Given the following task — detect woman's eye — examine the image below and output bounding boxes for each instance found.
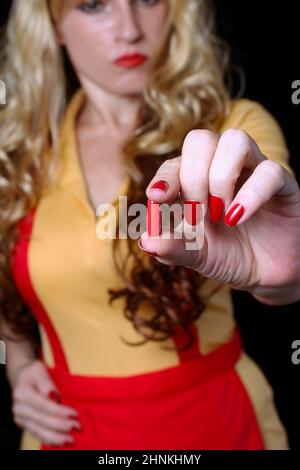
[77,0,159,14]
[134,0,160,5]
[77,0,105,13]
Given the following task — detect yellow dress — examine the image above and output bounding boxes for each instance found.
[12,88,291,450]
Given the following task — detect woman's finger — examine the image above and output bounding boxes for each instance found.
[144,130,219,242]
[146,130,219,210]
[223,159,299,227]
[13,401,81,433]
[139,221,206,271]
[15,416,74,447]
[146,156,181,203]
[208,128,265,223]
[179,129,219,216]
[22,360,60,398]
[13,385,79,419]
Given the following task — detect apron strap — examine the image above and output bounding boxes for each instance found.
[172,322,202,362]
[10,208,70,373]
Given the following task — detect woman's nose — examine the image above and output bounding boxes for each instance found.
[115,3,143,43]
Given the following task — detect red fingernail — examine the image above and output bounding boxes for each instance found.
[138,239,158,257]
[184,200,202,226]
[48,390,60,402]
[147,199,161,237]
[71,426,82,433]
[150,180,169,192]
[224,204,245,227]
[209,195,224,223]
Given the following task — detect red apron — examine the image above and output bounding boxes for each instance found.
[11,209,265,450]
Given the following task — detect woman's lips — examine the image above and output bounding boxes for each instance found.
[114,54,148,68]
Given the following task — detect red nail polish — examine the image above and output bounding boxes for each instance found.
[209,195,224,223]
[224,204,245,227]
[147,199,161,237]
[150,180,169,192]
[138,239,158,257]
[48,390,60,402]
[184,200,202,226]
[71,426,82,433]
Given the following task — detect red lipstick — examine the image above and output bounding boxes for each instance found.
[114,53,148,68]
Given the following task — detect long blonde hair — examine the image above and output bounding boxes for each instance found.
[0,0,232,348]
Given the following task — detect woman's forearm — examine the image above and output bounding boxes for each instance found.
[0,320,37,389]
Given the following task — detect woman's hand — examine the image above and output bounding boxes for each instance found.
[12,359,81,447]
[138,129,300,305]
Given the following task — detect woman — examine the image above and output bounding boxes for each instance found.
[0,0,299,450]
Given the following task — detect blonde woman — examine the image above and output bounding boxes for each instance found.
[0,0,299,450]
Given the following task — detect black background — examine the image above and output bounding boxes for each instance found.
[0,0,299,450]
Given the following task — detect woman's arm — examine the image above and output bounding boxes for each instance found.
[0,319,81,446]
[1,320,36,389]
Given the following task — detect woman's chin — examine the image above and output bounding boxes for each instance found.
[110,82,148,96]
[113,72,150,93]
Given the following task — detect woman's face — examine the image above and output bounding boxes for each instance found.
[55,0,170,95]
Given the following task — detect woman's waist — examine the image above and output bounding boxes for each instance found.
[38,301,237,378]
[45,327,242,402]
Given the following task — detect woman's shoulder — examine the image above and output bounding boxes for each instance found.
[220,97,282,131]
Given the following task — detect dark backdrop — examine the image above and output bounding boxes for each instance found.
[0,0,299,450]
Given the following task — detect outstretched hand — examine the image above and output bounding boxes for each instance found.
[138,129,300,305]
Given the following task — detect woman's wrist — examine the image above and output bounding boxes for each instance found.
[7,358,36,390]
[246,281,300,306]
[3,335,37,389]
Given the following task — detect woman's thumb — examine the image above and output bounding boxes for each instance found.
[32,361,60,402]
